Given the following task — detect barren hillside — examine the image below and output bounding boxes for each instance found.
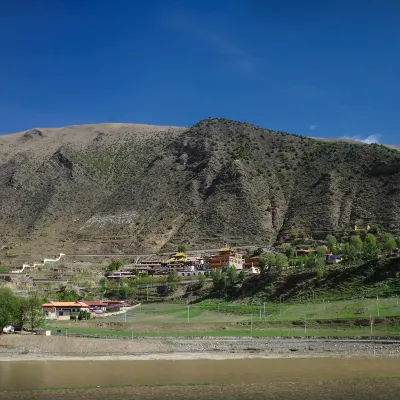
[0,119,399,260]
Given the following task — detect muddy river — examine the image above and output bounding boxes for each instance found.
[1,358,400,391]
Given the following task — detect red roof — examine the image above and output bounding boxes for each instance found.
[80,300,107,307]
[103,300,130,307]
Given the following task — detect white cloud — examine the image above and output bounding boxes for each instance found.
[309,125,317,130]
[340,134,381,144]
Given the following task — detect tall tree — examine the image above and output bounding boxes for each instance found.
[265,252,276,269]
[382,237,397,255]
[315,257,326,278]
[362,233,380,261]
[258,256,268,278]
[349,235,363,251]
[226,266,238,285]
[275,253,288,270]
[342,243,359,263]
[25,294,44,331]
[0,288,18,330]
[211,268,226,293]
[326,235,338,253]
[316,246,328,258]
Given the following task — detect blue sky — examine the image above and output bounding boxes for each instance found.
[1,0,400,144]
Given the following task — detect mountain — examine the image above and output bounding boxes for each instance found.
[0,119,400,259]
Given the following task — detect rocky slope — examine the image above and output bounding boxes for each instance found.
[0,119,399,258]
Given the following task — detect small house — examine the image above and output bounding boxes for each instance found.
[42,301,89,320]
[326,255,343,264]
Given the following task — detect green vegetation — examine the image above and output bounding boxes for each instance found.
[0,289,43,331]
[44,300,400,338]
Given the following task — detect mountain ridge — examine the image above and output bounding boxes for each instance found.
[0,118,399,261]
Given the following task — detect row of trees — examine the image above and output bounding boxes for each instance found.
[340,233,398,264]
[0,288,44,332]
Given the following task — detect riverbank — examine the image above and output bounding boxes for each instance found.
[3,380,400,400]
[1,335,400,361]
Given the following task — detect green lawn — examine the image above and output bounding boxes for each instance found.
[198,297,400,321]
[44,323,400,338]
[42,298,400,339]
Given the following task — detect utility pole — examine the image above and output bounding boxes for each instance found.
[218,303,220,313]
[187,305,190,323]
[376,295,380,317]
[370,314,373,337]
[263,302,266,315]
[259,308,262,321]
[250,314,253,333]
[304,315,307,336]
[147,285,149,302]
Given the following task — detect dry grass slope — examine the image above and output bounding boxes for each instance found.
[0,119,399,259]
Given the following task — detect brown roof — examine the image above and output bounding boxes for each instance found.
[42,301,88,308]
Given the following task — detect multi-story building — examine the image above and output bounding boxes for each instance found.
[207,247,244,270]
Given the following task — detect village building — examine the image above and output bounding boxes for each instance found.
[80,300,107,312]
[326,255,343,264]
[244,256,260,269]
[206,247,244,270]
[168,252,187,264]
[42,301,89,320]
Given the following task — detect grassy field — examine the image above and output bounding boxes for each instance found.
[44,298,400,338]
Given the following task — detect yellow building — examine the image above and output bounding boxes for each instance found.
[168,252,187,264]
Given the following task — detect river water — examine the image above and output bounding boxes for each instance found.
[1,358,400,391]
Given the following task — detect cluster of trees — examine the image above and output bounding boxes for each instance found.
[210,266,246,293]
[0,288,44,332]
[340,232,399,264]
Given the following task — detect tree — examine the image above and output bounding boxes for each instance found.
[265,252,276,269]
[107,261,122,271]
[342,243,359,263]
[275,253,288,270]
[258,256,268,278]
[316,246,328,258]
[226,266,238,285]
[326,235,337,253]
[349,235,363,251]
[238,270,246,283]
[166,269,180,293]
[57,288,79,302]
[177,244,187,253]
[0,288,18,330]
[14,297,29,330]
[315,257,326,278]
[25,294,44,331]
[382,237,397,255]
[282,244,295,259]
[78,310,91,320]
[364,233,377,247]
[212,268,226,292]
[362,233,380,261]
[197,273,207,288]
